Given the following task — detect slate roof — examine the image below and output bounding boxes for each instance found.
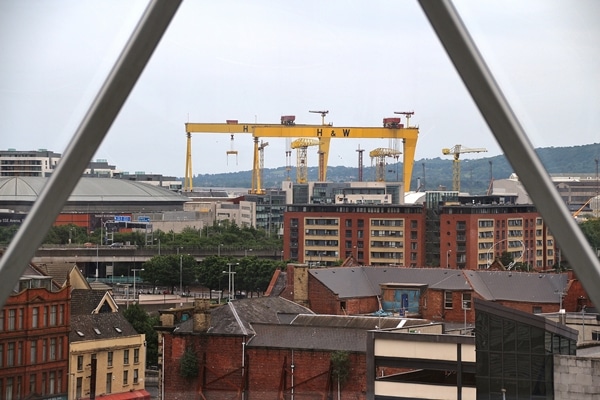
[308,266,568,304]
[309,267,471,299]
[208,296,315,335]
[71,289,111,315]
[70,312,139,343]
[34,262,77,286]
[464,270,568,303]
[290,314,428,330]
[246,323,367,352]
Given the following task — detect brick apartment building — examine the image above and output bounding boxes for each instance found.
[283,194,558,270]
[0,264,71,400]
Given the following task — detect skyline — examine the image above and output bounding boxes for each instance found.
[1,1,599,177]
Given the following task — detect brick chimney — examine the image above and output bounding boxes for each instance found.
[192,299,212,332]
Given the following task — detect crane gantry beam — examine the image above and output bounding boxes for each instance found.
[185,119,419,193]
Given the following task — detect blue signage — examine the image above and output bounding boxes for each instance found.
[138,216,150,223]
[114,215,131,222]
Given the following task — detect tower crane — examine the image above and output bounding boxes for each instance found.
[369,148,401,182]
[442,144,488,192]
[184,113,419,194]
[291,138,320,184]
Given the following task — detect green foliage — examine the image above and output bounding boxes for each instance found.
[330,350,351,386]
[0,225,19,245]
[234,257,280,295]
[123,303,159,366]
[141,255,197,289]
[580,218,600,251]
[179,347,199,379]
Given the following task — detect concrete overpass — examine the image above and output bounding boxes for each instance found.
[32,246,284,264]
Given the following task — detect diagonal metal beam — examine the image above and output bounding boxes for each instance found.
[418,0,600,307]
[0,0,182,306]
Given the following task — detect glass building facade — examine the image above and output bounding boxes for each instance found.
[475,299,577,399]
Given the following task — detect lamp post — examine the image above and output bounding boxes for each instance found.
[446,250,451,268]
[179,254,183,297]
[222,262,238,302]
[245,248,252,257]
[132,268,144,303]
[218,243,223,257]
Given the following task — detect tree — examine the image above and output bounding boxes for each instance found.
[179,347,199,379]
[235,257,280,296]
[196,255,229,292]
[123,303,160,366]
[141,255,197,290]
[330,350,351,399]
[580,218,600,251]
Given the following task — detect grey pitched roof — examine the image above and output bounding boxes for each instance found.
[70,312,139,342]
[290,314,428,330]
[208,297,315,335]
[308,266,568,304]
[34,262,76,286]
[464,270,568,303]
[71,289,110,315]
[246,323,367,352]
[309,267,471,299]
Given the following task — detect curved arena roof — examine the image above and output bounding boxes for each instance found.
[0,177,188,212]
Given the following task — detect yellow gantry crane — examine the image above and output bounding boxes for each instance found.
[291,138,320,184]
[184,113,419,194]
[369,148,401,182]
[442,144,488,192]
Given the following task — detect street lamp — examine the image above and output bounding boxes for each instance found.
[222,262,239,302]
[179,254,183,297]
[218,243,223,257]
[132,268,144,303]
[245,248,252,257]
[446,250,452,268]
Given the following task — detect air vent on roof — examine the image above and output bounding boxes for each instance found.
[114,327,122,333]
[93,328,101,335]
[76,331,84,337]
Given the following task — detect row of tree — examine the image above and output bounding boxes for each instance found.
[140,254,283,296]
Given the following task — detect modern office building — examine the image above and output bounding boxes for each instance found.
[0,149,62,177]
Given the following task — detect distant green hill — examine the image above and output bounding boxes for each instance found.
[192,143,600,194]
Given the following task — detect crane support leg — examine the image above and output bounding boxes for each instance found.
[185,132,193,191]
[318,137,331,182]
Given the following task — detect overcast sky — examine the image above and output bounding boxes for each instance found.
[1,1,599,178]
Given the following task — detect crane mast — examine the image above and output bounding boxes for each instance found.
[442,144,488,192]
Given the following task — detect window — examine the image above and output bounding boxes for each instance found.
[32,308,38,328]
[42,339,46,362]
[77,355,83,371]
[133,369,139,384]
[49,306,57,326]
[43,307,48,327]
[30,340,37,363]
[106,373,112,394]
[123,370,128,385]
[462,293,472,309]
[532,306,542,314]
[8,310,15,331]
[0,344,3,367]
[50,338,56,361]
[123,349,129,365]
[444,291,453,309]
[7,343,14,367]
[17,342,22,365]
[17,309,23,330]
[6,377,13,400]
[29,374,35,395]
[134,348,139,364]
[0,310,4,331]
[76,377,82,399]
[49,372,55,395]
[59,305,64,325]
[108,351,113,367]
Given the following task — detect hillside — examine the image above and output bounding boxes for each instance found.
[192,143,600,194]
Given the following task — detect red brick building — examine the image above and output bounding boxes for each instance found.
[159,298,435,399]
[284,204,426,267]
[0,264,70,400]
[275,265,584,325]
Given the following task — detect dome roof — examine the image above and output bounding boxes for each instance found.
[0,177,188,206]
